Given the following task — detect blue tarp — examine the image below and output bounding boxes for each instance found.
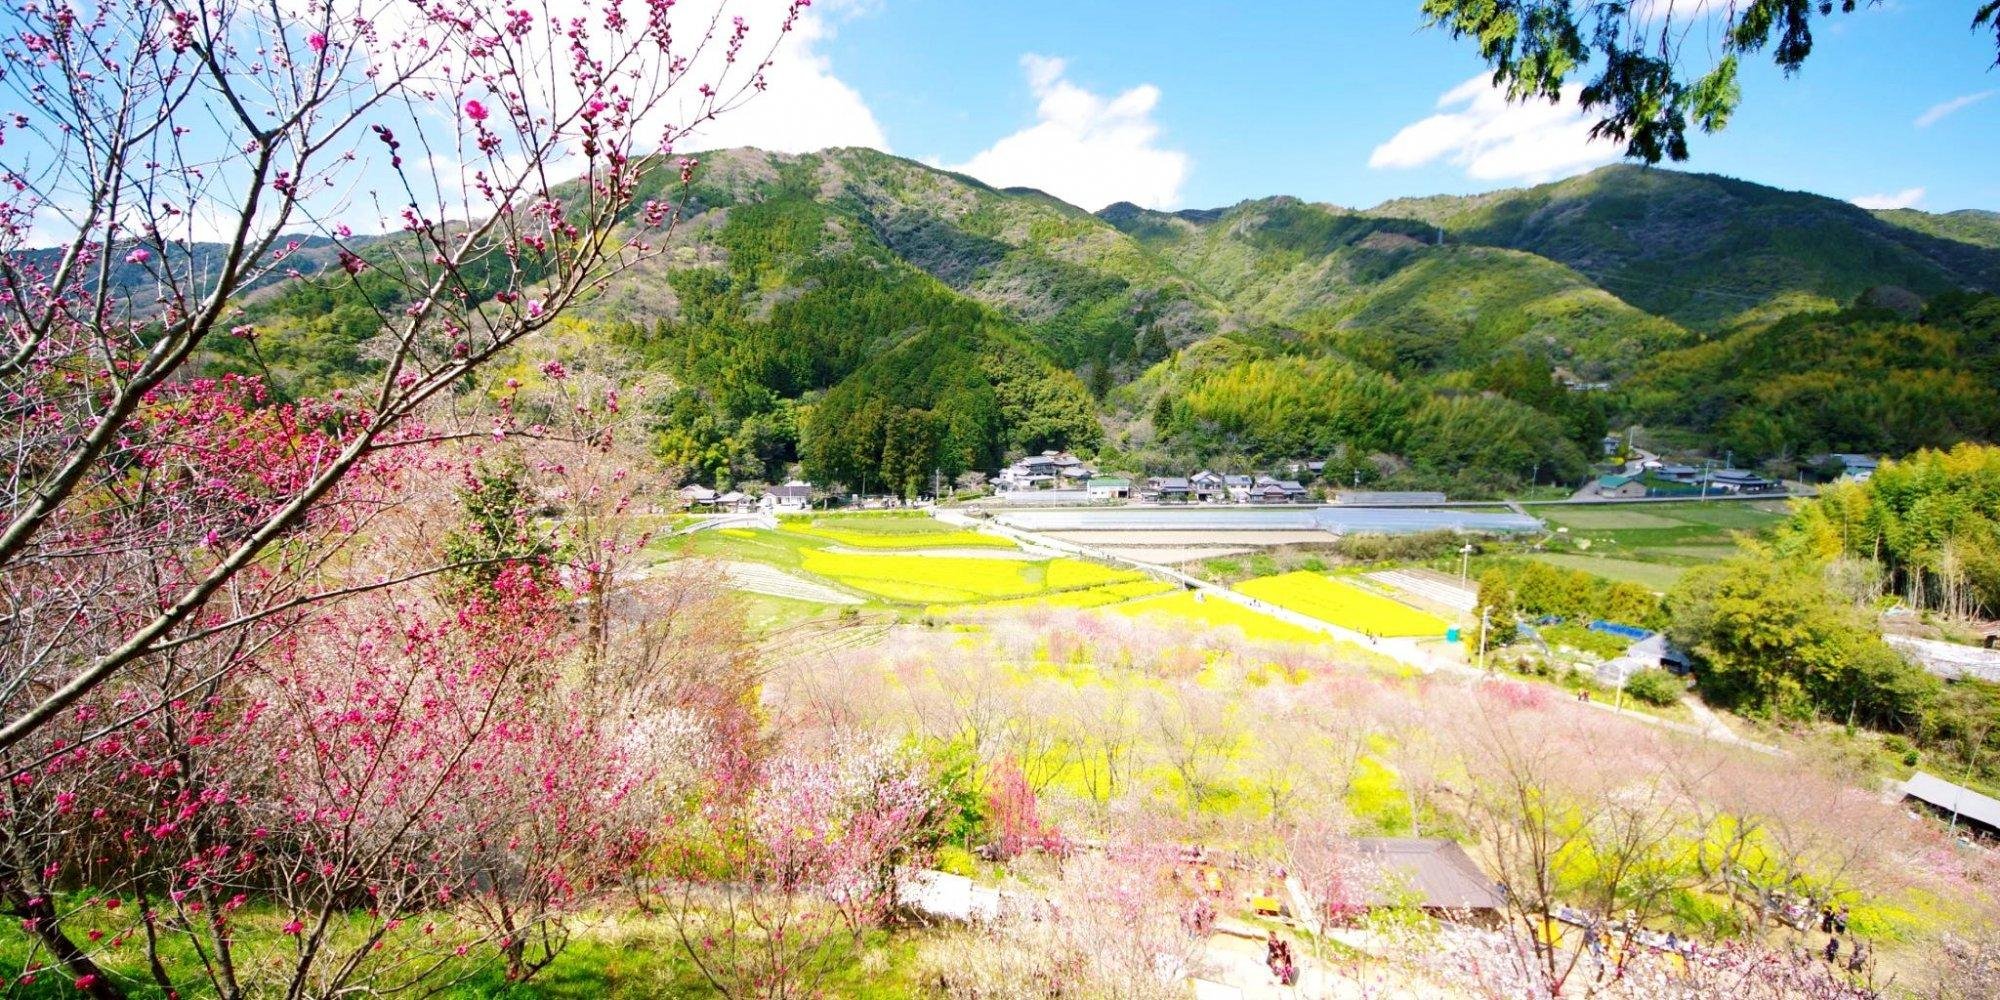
[1588,620,1652,641]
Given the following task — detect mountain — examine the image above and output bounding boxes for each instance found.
[1365,166,2000,331]
[194,148,2000,496]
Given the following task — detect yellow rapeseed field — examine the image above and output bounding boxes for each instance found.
[1114,591,1326,644]
[1234,572,1448,637]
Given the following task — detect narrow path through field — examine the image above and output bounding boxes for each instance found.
[715,560,862,604]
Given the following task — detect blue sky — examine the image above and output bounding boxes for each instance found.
[699,0,2000,213]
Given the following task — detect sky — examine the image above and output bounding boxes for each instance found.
[687,0,2000,214]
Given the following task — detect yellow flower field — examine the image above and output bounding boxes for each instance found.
[798,550,1139,605]
[1044,559,1145,590]
[782,522,1016,550]
[1114,591,1327,644]
[927,578,1171,617]
[1234,572,1449,637]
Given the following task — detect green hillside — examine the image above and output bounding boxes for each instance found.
[196,149,2000,495]
[1370,165,2000,331]
[1627,292,2000,459]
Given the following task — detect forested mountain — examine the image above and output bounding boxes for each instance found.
[201,148,2000,496]
[1368,165,2000,331]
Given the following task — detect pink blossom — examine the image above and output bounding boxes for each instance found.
[464,99,490,123]
[307,33,327,51]
[282,918,304,935]
[124,247,151,264]
[525,299,544,319]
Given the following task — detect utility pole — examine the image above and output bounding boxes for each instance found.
[1459,543,1474,583]
[1477,605,1491,674]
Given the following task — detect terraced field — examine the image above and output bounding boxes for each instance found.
[1234,572,1451,638]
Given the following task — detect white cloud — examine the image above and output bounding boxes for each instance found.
[1369,75,1622,184]
[676,5,888,154]
[1851,187,1925,210]
[1914,90,1995,128]
[948,55,1189,211]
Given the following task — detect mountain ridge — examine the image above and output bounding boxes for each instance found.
[175,146,2000,496]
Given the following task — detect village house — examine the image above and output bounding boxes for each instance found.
[1250,475,1310,504]
[762,481,813,511]
[1595,474,1650,499]
[1598,473,1699,498]
[1826,453,1880,482]
[1702,468,1780,494]
[1142,476,1193,502]
[678,484,720,509]
[1189,471,1228,502]
[1086,476,1131,501]
[996,450,1093,491]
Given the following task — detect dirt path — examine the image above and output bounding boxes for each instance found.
[715,560,861,604]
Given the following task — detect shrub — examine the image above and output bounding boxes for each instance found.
[1624,668,1684,707]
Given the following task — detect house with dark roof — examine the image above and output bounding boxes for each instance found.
[1189,471,1227,502]
[1902,771,2000,840]
[1352,839,1505,926]
[1703,468,1781,494]
[766,481,813,511]
[1142,476,1192,502]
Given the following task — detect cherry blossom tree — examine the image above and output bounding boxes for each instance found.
[652,739,940,999]
[0,0,807,755]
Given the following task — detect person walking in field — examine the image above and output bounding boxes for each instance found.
[1824,936,1841,963]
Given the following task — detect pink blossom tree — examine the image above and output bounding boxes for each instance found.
[0,0,807,755]
[654,739,940,998]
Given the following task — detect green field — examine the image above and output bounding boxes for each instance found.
[1532,499,1790,588]
[1234,572,1451,638]
[1114,591,1328,644]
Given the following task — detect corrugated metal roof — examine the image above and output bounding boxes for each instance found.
[1355,838,1504,911]
[1903,771,2000,831]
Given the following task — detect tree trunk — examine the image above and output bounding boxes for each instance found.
[8,891,129,1000]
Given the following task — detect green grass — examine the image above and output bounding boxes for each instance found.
[1526,500,1791,591]
[1113,591,1327,644]
[732,591,841,633]
[0,910,930,999]
[1234,572,1450,638]
[1530,553,1689,591]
